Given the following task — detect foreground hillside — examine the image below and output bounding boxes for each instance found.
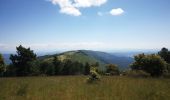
[0,76,170,100]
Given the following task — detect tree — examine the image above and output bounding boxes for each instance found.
[92,62,99,67]
[5,64,17,77]
[62,60,72,75]
[39,61,55,76]
[0,54,5,76]
[84,62,90,75]
[167,64,170,73]
[130,53,145,70]
[53,56,61,75]
[158,47,170,64]
[131,54,167,77]
[0,54,5,65]
[106,64,119,75]
[70,61,84,75]
[61,60,84,75]
[27,60,40,76]
[10,45,37,76]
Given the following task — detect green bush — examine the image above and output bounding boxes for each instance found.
[87,67,100,83]
[131,54,167,77]
[106,64,120,75]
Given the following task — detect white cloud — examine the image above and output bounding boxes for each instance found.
[50,0,81,16]
[60,6,81,16]
[50,0,107,16]
[74,0,107,8]
[110,8,124,16]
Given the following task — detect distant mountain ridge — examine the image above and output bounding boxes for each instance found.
[39,50,134,70]
[2,50,134,70]
[80,50,134,69]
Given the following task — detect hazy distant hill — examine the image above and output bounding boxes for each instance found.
[81,50,134,69]
[110,51,157,57]
[39,50,134,70]
[2,54,11,64]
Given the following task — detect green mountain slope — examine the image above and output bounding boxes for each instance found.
[39,50,134,71]
[39,50,106,70]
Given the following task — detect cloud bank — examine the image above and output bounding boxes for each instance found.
[0,42,109,53]
[50,0,107,16]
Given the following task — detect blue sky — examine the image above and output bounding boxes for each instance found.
[0,0,170,53]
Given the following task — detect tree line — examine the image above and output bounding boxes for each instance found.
[130,47,170,77]
[0,45,91,77]
[0,45,170,77]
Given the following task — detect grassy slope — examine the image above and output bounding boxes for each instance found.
[42,51,106,70]
[0,76,170,100]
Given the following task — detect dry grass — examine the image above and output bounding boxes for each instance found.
[0,76,170,100]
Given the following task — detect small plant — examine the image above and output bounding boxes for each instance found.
[87,67,100,83]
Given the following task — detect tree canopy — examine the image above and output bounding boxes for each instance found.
[131,54,167,77]
[158,47,170,64]
[0,54,5,76]
[106,64,119,75]
[10,45,37,76]
[0,54,5,65]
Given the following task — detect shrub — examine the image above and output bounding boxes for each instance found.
[106,64,120,75]
[87,67,100,83]
[131,54,167,77]
[158,47,170,64]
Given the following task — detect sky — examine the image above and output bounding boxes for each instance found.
[0,0,170,53]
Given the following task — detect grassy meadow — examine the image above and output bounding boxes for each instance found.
[0,76,170,100]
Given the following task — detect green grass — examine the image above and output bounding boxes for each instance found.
[0,76,170,100]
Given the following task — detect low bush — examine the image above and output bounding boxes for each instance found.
[87,67,100,83]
